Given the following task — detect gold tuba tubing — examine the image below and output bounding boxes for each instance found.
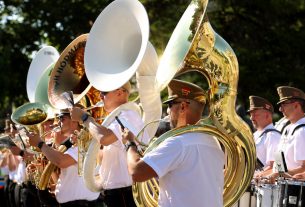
[133,0,256,206]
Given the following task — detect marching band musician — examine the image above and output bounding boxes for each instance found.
[70,81,149,207]
[268,86,305,181]
[27,109,100,207]
[247,96,281,177]
[122,79,225,207]
[2,119,40,207]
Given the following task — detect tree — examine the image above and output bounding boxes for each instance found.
[209,0,305,110]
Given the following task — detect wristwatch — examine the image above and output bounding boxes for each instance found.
[37,141,45,149]
[125,141,137,152]
[81,113,89,123]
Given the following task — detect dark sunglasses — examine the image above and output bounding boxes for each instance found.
[280,100,296,106]
[58,114,69,121]
[167,100,190,108]
[100,91,109,96]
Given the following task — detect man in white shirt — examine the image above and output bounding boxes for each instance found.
[269,86,305,181]
[248,96,281,176]
[28,110,100,206]
[70,82,148,207]
[123,79,224,207]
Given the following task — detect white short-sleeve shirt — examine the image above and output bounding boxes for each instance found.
[278,117,305,169]
[15,159,26,184]
[253,124,281,166]
[99,109,148,189]
[55,146,99,203]
[142,132,224,207]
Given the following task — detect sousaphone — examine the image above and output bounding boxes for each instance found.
[83,0,162,192]
[27,46,59,103]
[48,34,102,119]
[132,0,256,207]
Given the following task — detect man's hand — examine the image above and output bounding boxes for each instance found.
[27,132,42,148]
[292,172,305,180]
[121,128,135,145]
[9,124,18,137]
[23,150,34,161]
[70,107,86,123]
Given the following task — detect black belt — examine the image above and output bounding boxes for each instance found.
[104,186,132,196]
[60,199,97,207]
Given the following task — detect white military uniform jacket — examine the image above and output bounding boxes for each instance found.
[278,117,305,169]
[253,123,281,166]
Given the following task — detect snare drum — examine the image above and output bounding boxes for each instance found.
[232,184,256,207]
[278,180,305,207]
[255,184,280,207]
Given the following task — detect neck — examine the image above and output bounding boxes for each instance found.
[257,122,272,131]
[289,113,304,124]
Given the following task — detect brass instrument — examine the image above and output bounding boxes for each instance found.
[26,46,59,103]
[47,34,105,178]
[16,46,60,188]
[75,129,91,176]
[132,0,256,207]
[82,0,162,192]
[11,102,53,134]
[10,102,57,186]
[48,34,98,110]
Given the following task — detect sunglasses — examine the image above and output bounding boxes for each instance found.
[58,114,69,121]
[280,100,296,106]
[167,100,190,108]
[100,91,109,96]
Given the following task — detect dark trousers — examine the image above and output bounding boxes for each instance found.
[3,175,10,207]
[8,180,17,207]
[20,182,41,207]
[0,177,8,207]
[14,184,21,207]
[103,186,136,207]
[37,189,58,207]
[60,199,99,207]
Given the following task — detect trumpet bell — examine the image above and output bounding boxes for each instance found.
[48,34,91,109]
[27,46,59,102]
[11,102,52,127]
[84,0,149,92]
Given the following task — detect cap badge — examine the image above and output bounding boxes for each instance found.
[181,87,191,96]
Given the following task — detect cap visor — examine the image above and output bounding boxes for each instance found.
[163,97,177,104]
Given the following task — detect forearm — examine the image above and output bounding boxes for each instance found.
[257,168,273,177]
[0,155,8,167]
[263,166,272,171]
[40,144,69,168]
[127,146,142,174]
[127,146,157,182]
[7,154,17,171]
[288,165,305,176]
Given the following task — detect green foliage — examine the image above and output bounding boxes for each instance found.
[208,0,305,110]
